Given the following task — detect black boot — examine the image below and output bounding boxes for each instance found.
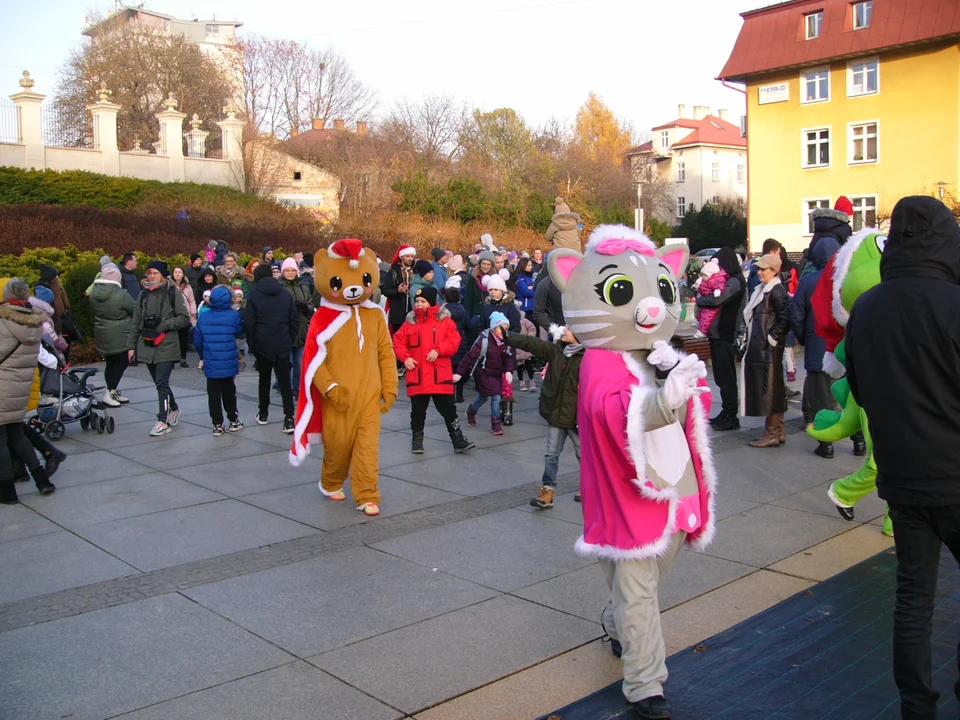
[711,410,740,432]
[44,449,67,477]
[30,465,56,495]
[815,442,834,459]
[502,400,514,427]
[455,384,464,404]
[411,431,425,454]
[0,479,18,504]
[852,431,867,457]
[447,418,475,453]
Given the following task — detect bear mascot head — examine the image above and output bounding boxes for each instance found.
[315,238,380,305]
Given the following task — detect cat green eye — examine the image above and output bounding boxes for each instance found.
[595,274,634,306]
[657,274,676,305]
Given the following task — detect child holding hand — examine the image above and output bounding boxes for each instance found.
[455,312,514,436]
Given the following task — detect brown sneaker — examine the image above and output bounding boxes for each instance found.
[530,486,555,509]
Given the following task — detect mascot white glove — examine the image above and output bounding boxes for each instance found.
[648,340,680,372]
[664,354,709,410]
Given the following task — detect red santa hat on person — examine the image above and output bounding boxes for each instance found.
[391,244,416,265]
[328,238,366,270]
[834,196,854,218]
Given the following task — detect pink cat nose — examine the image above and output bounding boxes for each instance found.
[648,306,661,318]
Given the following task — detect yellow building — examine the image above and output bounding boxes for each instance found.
[719,0,960,251]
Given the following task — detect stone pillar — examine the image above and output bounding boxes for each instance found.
[183,113,209,158]
[155,93,186,182]
[10,71,45,170]
[87,82,121,175]
[217,104,246,190]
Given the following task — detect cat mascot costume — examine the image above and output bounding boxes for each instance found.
[548,225,717,717]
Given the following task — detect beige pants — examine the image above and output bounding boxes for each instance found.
[600,531,686,703]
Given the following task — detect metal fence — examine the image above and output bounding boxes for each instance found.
[42,103,94,149]
[0,98,20,143]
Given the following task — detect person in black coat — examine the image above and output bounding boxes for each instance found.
[242,264,298,432]
[742,252,790,448]
[533,270,565,331]
[443,285,471,403]
[846,196,960,720]
[118,253,141,301]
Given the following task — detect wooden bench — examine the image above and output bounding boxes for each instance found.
[672,329,712,363]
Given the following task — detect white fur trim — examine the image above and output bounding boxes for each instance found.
[686,386,717,551]
[822,351,845,378]
[548,323,566,341]
[831,226,878,328]
[585,224,655,252]
[398,246,416,258]
[317,481,344,497]
[576,535,678,560]
[349,260,359,269]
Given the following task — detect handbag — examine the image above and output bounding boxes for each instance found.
[501,373,515,401]
[735,325,748,360]
[60,313,83,345]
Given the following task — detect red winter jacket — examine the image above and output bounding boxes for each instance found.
[393,305,461,396]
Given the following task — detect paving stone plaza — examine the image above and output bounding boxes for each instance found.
[0,360,895,720]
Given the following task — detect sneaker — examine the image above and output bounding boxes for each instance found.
[466,407,477,427]
[574,492,582,502]
[530,486,555,509]
[785,387,801,399]
[168,408,180,426]
[150,421,171,437]
[528,380,536,392]
[212,425,225,437]
[102,389,120,408]
[112,390,129,404]
[257,412,269,425]
[228,419,244,433]
[519,381,527,392]
[179,360,189,369]
[630,695,671,719]
[711,414,741,432]
[282,417,295,434]
[356,502,380,516]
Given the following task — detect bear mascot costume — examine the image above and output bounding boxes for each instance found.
[290,238,398,517]
[547,225,717,717]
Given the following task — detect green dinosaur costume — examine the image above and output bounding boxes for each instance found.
[807,229,892,536]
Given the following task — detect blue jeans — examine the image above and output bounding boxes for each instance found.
[543,425,581,487]
[470,394,501,419]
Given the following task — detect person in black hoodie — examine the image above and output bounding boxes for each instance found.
[845,196,960,720]
[242,264,298,433]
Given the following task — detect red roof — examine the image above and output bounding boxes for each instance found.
[719,0,960,81]
[626,139,654,155]
[645,115,745,149]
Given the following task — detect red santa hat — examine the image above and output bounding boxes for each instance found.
[328,238,366,270]
[391,244,416,266]
[834,196,854,217]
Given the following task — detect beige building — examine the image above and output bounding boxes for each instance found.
[628,104,747,223]
[247,143,341,222]
[83,5,243,52]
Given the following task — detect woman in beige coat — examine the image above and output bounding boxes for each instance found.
[545,196,583,251]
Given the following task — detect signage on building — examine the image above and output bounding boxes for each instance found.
[758,82,789,105]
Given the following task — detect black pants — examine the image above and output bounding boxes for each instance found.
[207,377,239,426]
[104,352,128,391]
[410,394,458,433]
[23,422,57,458]
[888,503,960,719]
[177,327,190,361]
[0,423,41,501]
[801,370,838,425]
[256,353,294,419]
[515,359,535,382]
[146,361,178,422]
[709,338,738,416]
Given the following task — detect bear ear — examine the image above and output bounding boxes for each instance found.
[547,249,583,293]
[657,244,689,278]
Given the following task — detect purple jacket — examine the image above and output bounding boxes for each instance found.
[456,330,515,397]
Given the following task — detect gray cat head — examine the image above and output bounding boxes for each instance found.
[547,225,689,352]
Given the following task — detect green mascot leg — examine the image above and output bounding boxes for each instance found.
[825,414,892,535]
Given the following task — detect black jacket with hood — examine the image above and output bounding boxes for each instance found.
[790,236,840,371]
[241,277,298,360]
[846,196,960,506]
[808,208,853,257]
[696,247,745,343]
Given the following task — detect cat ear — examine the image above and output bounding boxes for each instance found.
[657,244,689,278]
[547,249,583,292]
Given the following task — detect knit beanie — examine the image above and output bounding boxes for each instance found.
[302,252,314,268]
[447,255,465,273]
[478,251,496,267]
[146,260,169,277]
[489,311,508,330]
[3,278,30,302]
[190,253,202,263]
[99,255,112,267]
[431,247,446,262]
[262,246,273,259]
[414,285,439,306]
[281,258,298,273]
[480,233,495,249]
[555,196,571,213]
[39,264,58,282]
[414,259,434,278]
[34,284,55,305]
[208,239,218,249]
[483,273,507,293]
[444,275,462,290]
[101,264,121,283]
[254,264,273,282]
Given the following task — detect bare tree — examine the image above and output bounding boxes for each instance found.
[631,155,675,223]
[382,94,467,161]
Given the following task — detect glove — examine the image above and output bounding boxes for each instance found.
[504,372,512,385]
[325,384,349,411]
[713,289,721,297]
[664,354,709,410]
[648,340,680,372]
[380,392,396,414]
[453,374,462,383]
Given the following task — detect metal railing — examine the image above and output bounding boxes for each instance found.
[0,98,20,143]
[42,103,94,149]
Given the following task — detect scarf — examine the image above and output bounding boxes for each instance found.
[219,264,243,280]
[143,279,165,292]
[742,276,781,329]
[563,343,584,358]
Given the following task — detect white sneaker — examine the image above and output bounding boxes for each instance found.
[168,408,180,426]
[102,389,120,408]
[150,421,171,437]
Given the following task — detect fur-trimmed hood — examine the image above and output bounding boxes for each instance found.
[0,303,46,327]
[404,304,451,324]
[484,290,516,306]
[812,207,850,224]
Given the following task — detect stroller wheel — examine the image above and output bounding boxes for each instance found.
[45,421,65,441]
[107,417,115,434]
[96,416,106,434]
[80,416,90,431]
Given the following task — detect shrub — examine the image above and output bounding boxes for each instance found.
[61,260,102,342]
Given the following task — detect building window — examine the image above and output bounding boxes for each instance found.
[711,196,721,205]
[676,163,685,182]
[803,128,830,168]
[711,163,720,181]
[802,68,830,103]
[848,58,879,96]
[851,196,877,231]
[677,197,686,218]
[853,1,872,29]
[805,199,831,233]
[805,11,823,39]
[293,171,302,180]
[205,24,220,35]
[737,198,745,214]
[661,131,669,149]
[849,121,878,163]
[737,164,745,183]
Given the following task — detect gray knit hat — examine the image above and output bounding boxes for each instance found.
[99,255,113,267]
[478,251,496,266]
[3,278,31,302]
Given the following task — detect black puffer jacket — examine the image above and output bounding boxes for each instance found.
[241,277,298,360]
[847,196,960,506]
[444,301,471,367]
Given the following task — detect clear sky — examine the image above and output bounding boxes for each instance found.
[0,0,759,136]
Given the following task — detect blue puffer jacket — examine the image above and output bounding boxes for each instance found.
[515,272,536,313]
[194,286,244,379]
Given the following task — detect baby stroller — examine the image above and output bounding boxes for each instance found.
[32,345,114,440]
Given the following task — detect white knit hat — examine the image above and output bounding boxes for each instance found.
[483,273,507,293]
[444,276,462,290]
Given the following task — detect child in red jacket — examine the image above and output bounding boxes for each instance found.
[393,286,476,455]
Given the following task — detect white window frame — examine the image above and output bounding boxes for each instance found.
[847,57,879,97]
[711,195,721,205]
[677,197,686,218]
[676,162,685,182]
[853,1,872,30]
[737,164,745,183]
[801,66,831,104]
[711,162,720,181]
[850,195,878,231]
[737,198,746,214]
[205,24,220,35]
[802,198,831,235]
[805,11,823,40]
[848,120,879,165]
[802,126,831,169]
[661,131,669,149]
